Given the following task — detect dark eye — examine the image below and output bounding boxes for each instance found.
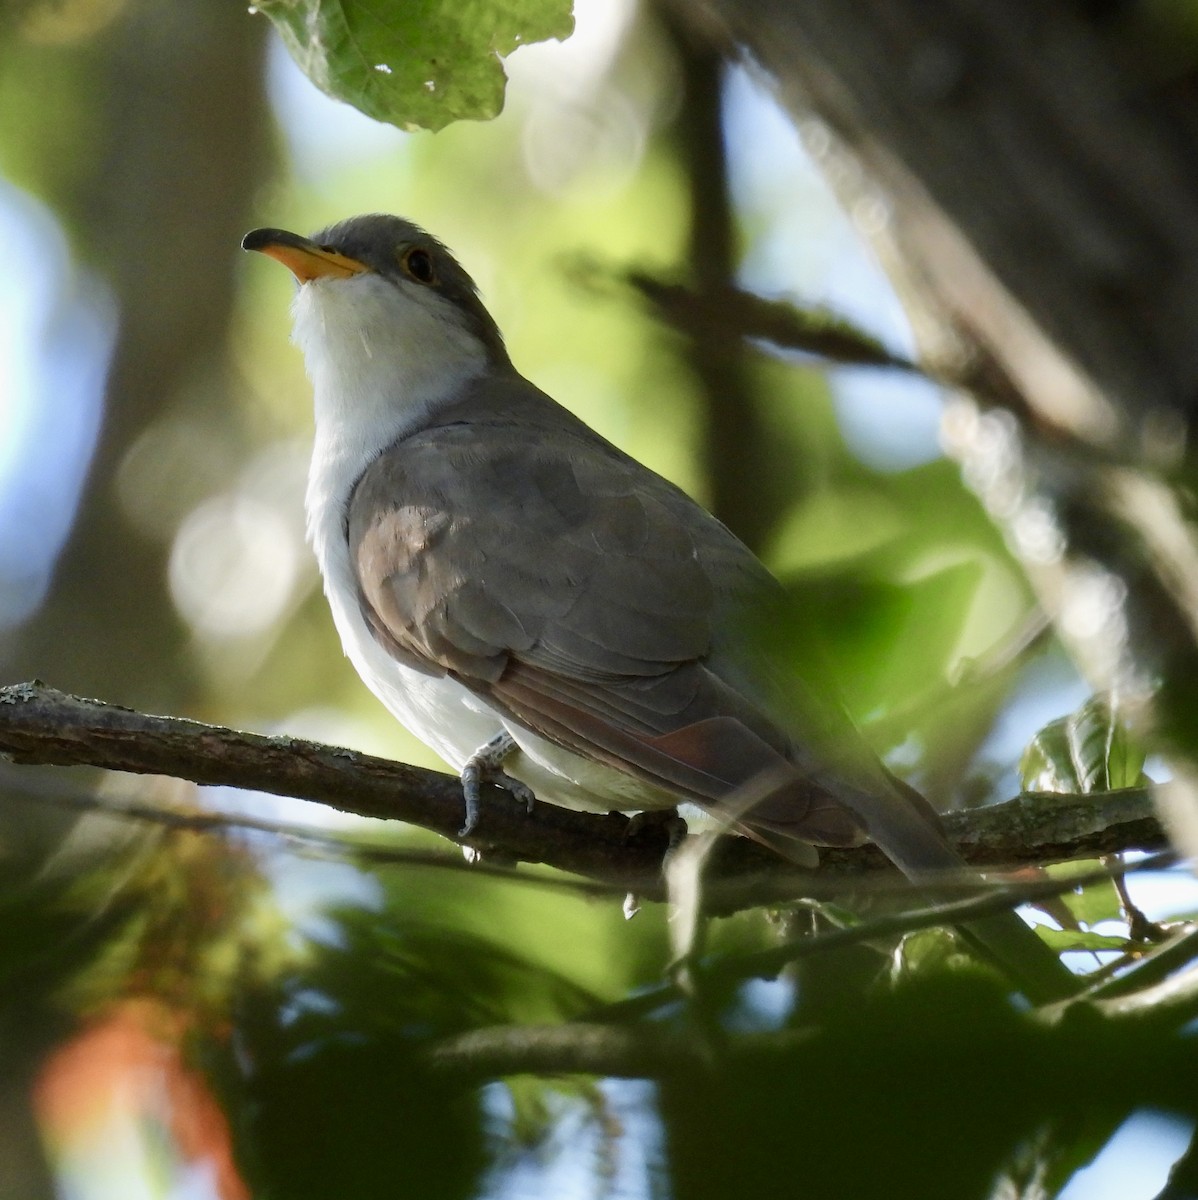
[402,247,436,284]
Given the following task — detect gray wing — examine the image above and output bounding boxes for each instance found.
[348,398,866,845]
[345,385,1080,1003]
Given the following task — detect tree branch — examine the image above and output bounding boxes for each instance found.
[427,1021,712,1082]
[0,682,1168,914]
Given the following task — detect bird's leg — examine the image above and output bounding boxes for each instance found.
[621,807,689,918]
[459,730,537,836]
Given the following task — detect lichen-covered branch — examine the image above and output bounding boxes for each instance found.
[0,682,1168,914]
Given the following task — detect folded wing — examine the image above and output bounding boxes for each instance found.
[349,382,912,849]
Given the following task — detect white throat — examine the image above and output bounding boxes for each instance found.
[291,269,504,776]
[292,272,488,550]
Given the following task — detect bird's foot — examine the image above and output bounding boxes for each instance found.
[459,731,536,836]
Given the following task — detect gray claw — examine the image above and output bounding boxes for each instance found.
[459,732,536,837]
[460,764,483,836]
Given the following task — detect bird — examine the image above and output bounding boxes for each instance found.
[243,214,1076,1002]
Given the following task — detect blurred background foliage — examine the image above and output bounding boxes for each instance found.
[0,0,1196,1197]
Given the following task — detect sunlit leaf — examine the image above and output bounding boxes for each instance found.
[1034,928,1129,953]
[1019,695,1148,794]
[254,0,575,132]
[1045,860,1124,929]
[781,558,983,725]
[889,927,975,982]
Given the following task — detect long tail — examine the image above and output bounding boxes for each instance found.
[754,772,1078,1004]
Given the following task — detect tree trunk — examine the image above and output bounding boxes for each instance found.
[691,0,1198,849]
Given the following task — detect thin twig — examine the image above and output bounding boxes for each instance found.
[590,853,1179,1023]
[0,778,624,900]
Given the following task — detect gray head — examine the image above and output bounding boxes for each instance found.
[242,214,508,367]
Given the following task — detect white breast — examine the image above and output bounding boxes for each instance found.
[295,273,676,814]
[313,500,672,813]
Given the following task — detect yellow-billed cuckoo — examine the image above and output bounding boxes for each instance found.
[243,214,1075,1002]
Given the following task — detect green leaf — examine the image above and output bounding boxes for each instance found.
[254,0,575,132]
[890,928,975,982]
[1045,860,1124,928]
[1019,695,1148,794]
[1034,927,1129,953]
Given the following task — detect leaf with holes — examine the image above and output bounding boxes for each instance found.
[254,0,575,132]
